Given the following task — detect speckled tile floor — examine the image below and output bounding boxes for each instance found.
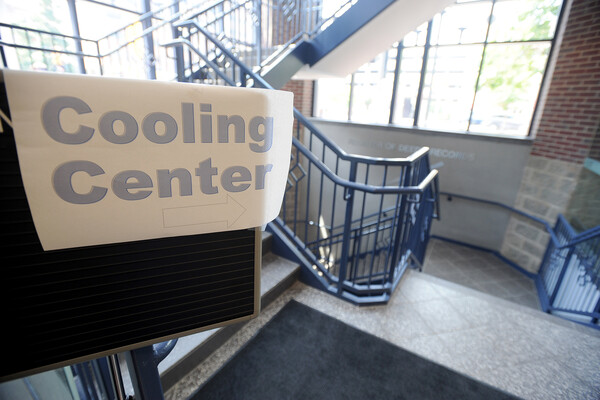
[423,238,540,309]
[166,271,600,400]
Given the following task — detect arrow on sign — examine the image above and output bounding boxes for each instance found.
[162,195,247,228]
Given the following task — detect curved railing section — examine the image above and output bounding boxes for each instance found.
[165,22,440,304]
[441,192,599,329]
[538,216,600,327]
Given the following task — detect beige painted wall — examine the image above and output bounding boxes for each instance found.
[311,119,533,251]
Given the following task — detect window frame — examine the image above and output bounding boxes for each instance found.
[313,0,567,139]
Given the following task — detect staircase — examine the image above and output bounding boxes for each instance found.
[163,20,439,305]
[1,0,441,305]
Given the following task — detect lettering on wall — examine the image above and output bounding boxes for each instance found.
[347,138,476,162]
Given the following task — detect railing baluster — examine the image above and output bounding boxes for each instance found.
[156,11,440,305]
[293,124,301,236]
[367,165,388,287]
[304,125,313,246]
[337,162,357,295]
[315,142,326,262]
[328,157,340,276]
[351,164,368,285]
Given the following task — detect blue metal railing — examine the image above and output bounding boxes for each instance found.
[1,0,345,81]
[538,216,600,327]
[15,341,180,400]
[441,192,600,328]
[165,22,439,304]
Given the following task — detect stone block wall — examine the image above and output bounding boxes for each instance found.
[500,0,600,274]
[500,156,582,273]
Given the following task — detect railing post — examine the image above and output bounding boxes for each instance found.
[66,0,86,74]
[95,41,104,75]
[549,246,575,307]
[337,162,357,295]
[125,345,165,400]
[387,166,412,280]
[255,0,262,65]
[593,295,600,325]
[141,0,157,80]
[538,219,560,302]
[0,32,8,68]
[172,1,186,82]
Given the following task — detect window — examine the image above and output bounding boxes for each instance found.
[314,76,352,120]
[420,44,483,131]
[391,45,424,126]
[349,48,396,124]
[470,42,550,135]
[314,0,563,137]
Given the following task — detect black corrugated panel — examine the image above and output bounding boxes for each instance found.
[0,83,257,380]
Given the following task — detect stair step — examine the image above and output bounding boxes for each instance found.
[262,230,273,255]
[158,250,300,391]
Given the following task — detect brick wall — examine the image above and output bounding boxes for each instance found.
[279,79,314,224]
[530,0,600,163]
[589,126,600,161]
[281,79,314,117]
[501,0,600,273]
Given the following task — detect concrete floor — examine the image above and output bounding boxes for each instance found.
[167,245,600,400]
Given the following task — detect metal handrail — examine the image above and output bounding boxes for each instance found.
[95,0,183,41]
[1,0,354,81]
[171,22,432,168]
[184,0,252,23]
[440,191,600,251]
[164,33,437,196]
[0,22,95,42]
[292,136,438,194]
[0,41,97,59]
[1,1,439,305]
[256,0,356,71]
[439,190,599,328]
[168,21,439,304]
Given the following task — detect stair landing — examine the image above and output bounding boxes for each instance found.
[423,238,539,309]
[166,271,600,400]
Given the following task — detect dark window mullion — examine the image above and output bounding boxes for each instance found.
[413,20,433,127]
[467,0,497,132]
[348,72,355,121]
[389,42,404,124]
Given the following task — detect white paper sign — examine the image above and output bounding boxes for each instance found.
[3,70,293,250]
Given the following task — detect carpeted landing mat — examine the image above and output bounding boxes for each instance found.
[190,300,520,400]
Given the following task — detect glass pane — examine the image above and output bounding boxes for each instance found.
[402,22,429,47]
[470,42,550,136]
[488,0,562,42]
[419,44,483,131]
[322,0,352,20]
[90,0,143,13]
[392,46,424,126]
[565,163,600,232]
[315,77,352,121]
[430,1,493,45]
[0,0,71,33]
[76,1,138,39]
[350,49,396,124]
